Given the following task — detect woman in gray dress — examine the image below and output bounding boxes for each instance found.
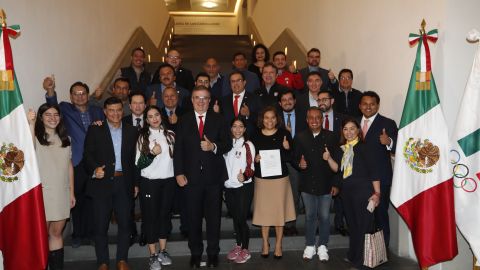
[28,103,75,270]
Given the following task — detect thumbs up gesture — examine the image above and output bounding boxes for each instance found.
[213,100,220,113]
[169,111,178,124]
[299,155,307,169]
[151,139,162,155]
[282,136,290,150]
[323,146,331,161]
[201,135,215,152]
[149,91,157,106]
[43,76,55,92]
[93,86,104,100]
[95,165,106,179]
[379,128,391,145]
[27,109,36,125]
[240,103,250,117]
[237,169,245,182]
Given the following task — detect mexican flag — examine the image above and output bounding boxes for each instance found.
[452,29,480,267]
[0,22,48,269]
[390,27,458,268]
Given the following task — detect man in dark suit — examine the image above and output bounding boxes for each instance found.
[220,71,261,136]
[299,48,337,91]
[43,77,104,248]
[115,47,152,94]
[317,90,348,236]
[278,89,307,236]
[297,71,324,117]
[221,52,260,96]
[145,63,191,109]
[254,62,289,108]
[358,91,398,248]
[174,86,232,268]
[203,57,225,100]
[151,49,194,92]
[83,97,139,270]
[160,86,185,131]
[122,91,146,130]
[332,69,363,117]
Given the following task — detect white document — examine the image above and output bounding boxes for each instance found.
[259,149,282,177]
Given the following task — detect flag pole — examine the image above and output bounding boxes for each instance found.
[474,256,480,270]
[0,8,6,27]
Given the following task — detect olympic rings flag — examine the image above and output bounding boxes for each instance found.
[451,29,480,267]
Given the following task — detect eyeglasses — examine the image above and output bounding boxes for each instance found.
[167,55,180,60]
[71,92,87,97]
[340,76,352,81]
[193,96,210,102]
[318,98,331,103]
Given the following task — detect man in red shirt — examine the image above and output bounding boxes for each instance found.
[272,51,304,91]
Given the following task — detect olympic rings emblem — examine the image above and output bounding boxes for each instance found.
[450,149,478,193]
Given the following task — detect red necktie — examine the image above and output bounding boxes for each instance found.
[233,95,240,117]
[198,115,204,139]
[362,119,369,136]
[324,114,329,130]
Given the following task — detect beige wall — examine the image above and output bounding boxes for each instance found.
[253,0,480,269]
[2,0,169,109]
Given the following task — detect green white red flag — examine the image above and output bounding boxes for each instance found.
[0,18,49,269]
[390,26,458,268]
[451,29,480,267]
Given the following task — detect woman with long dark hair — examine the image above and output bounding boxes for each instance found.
[248,43,270,81]
[135,105,176,270]
[27,103,75,270]
[224,118,255,264]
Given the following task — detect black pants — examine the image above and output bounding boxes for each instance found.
[341,186,374,269]
[72,162,93,239]
[225,183,254,249]
[185,183,222,256]
[92,175,132,265]
[139,177,175,244]
[334,195,346,228]
[375,184,391,247]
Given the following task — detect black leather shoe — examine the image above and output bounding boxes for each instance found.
[207,254,219,268]
[190,255,201,269]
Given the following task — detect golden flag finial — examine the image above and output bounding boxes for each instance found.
[0,9,6,27]
[420,19,426,35]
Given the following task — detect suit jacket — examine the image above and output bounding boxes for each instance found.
[296,90,318,117]
[173,111,232,186]
[151,66,194,92]
[210,74,225,100]
[145,83,191,109]
[279,109,307,139]
[83,122,138,198]
[221,69,260,96]
[220,92,261,136]
[254,83,289,108]
[332,84,363,117]
[160,106,184,131]
[360,114,398,186]
[46,93,105,166]
[299,66,334,91]
[325,111,346,144]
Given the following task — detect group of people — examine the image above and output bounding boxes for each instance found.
[28,44,398,270]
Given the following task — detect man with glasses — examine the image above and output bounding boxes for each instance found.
[153,49,194,91]
[332,69,363,117]
[220,71,261,136]
[43,77,105,248]
[299,48,336,91]
[174,85,232,268]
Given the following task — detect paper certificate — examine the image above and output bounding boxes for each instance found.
[259,149,282,177]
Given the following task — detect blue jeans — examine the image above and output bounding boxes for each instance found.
[302,192,332,247]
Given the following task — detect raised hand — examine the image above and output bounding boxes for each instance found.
[282,136,290,150]
[299,155,307,169]
[27,109,36,125]
[379,128,391,145]
[237,169,245,182]
[323,146,331,161]
[213,100,220,113]
[151,139,162,155]
[95,165,106,179]
[200,135,214,152]
[169,112,178,124]
[43,76,55,92]
[149,91,157,106]
[93,86,104,100]
[240,103,250,117]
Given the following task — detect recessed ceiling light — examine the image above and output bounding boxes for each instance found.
[201,1,218,8]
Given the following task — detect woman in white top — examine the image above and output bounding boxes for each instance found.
[135,105,175,270]
[224,118,255,264]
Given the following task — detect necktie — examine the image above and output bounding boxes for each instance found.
[198,115,204,139]
[169,110,173,116]
[233,95,240,117]
[362,119,369,136]
[135,118,142,131]
[287,113,292,130]
[324,114,329,130]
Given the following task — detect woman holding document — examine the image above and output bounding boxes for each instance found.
[251,106,296,259]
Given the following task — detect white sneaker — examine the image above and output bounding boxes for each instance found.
[303,246,316,260]
[317,245,329,262]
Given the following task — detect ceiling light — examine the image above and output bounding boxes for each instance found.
[202,1,218,8]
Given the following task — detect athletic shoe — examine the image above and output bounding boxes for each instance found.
[149,254,161,270]
[317,245,329,262]
[303,245,316,260]
[227,245,242,261]
[234,249,251,264]
[158,250,172,265]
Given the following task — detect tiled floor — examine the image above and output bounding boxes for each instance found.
[64,248,418,270]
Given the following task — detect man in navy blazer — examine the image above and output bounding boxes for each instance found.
[220,71,261,136]
[174,86,232,268]
[145,63,191,109]
[43,77,104,247]
[358,91,398,247]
